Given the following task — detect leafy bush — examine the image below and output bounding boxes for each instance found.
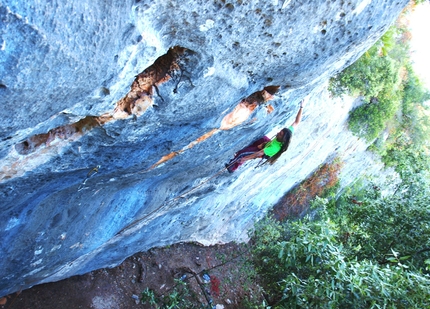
[347,88,401,141]
[329,44,403,141]
[329,44,400,99]
[141,279,204,308]
[279,218,430,309]
[251,149,430,308]
[250,207,430,308]
[249,216,285,302]
[397,65,430,145]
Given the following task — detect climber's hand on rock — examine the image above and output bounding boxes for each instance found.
[300,96,309,107]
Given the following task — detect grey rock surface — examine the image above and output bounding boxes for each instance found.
[0,0,406,296]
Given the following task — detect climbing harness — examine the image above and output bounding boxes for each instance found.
[254,157,268,169]
[226,134,277,172]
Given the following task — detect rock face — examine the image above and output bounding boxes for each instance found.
[0,0,407,296]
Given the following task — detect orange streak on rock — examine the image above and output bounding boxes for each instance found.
[149,129,219,170]
[15,115,114,155]
[184,129,219,150]
[220,102,257,130]
[149,151,183,170]
[266,104,275,114]
[113,46,187,118]
[97,113,114,125]
[5,47,195,183]
[219,86,278,130]
[14,47,188,157]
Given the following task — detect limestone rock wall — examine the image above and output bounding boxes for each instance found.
[0,0,407,296]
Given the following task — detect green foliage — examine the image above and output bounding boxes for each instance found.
[397,65,430,146]
[383,143,430,180]
[329,44,403,141]
[251,209,430,309]
[348,90,401,141]
[141,279,204,309]
[329,7,430,142]
[240,298,270,309]
[402,66,430,108]
[334,177,430,267]
[280,218,430,309]
[251,151,430,308]
[141,287,158,307]
[368,65,430,163]
[249,216,286,301]
[329,46,399,99]
[379,27,396,56]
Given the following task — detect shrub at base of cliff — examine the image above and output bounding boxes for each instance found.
[346,64,429,144]
[250,161,430,308]
[141,280,199,309]
[250,210,430,308]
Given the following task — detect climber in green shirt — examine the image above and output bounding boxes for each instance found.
[225,98,305,172]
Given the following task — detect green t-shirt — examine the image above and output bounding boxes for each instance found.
[263,126,294,157]
[263,139,282,157]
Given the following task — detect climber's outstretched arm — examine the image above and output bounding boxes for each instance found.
[291,97,307,128]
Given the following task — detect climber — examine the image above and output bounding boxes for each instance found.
[225,97,306,173]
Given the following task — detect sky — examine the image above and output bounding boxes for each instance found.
[408,1,430,90]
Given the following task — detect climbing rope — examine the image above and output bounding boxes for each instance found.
[83,133,277,235]
[115,164,231,236]
[115,144,275,236]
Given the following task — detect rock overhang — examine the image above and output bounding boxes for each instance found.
[0,0,408,297]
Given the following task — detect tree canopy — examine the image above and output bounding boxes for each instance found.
[249,4,430,307]
[329,2,430,143]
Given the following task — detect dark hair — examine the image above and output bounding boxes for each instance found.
[267,128,292,165]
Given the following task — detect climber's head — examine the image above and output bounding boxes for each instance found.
[268,128,292,165]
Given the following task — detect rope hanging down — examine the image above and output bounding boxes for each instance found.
[115,163,232,236]
[84,133,276,235]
